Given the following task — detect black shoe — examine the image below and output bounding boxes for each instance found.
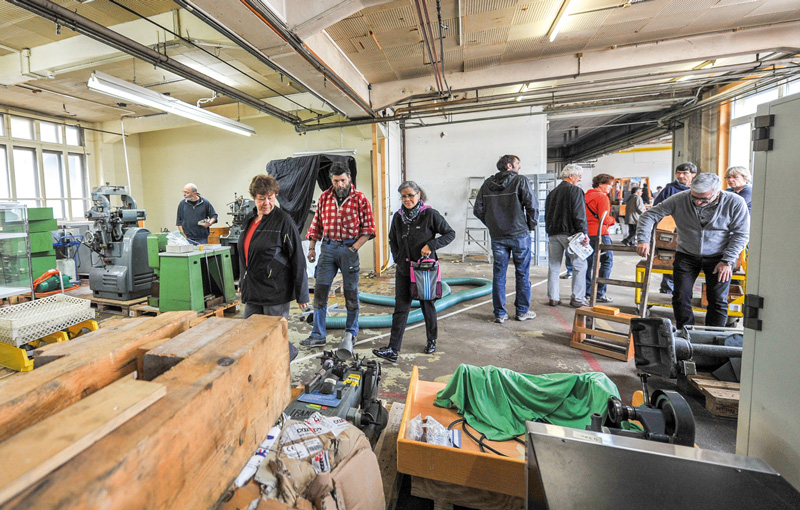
[300,336,326,347]
[424,340,436,354]
[373,346,398,362]
[596,295,614,303]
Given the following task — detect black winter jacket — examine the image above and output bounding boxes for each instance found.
[389,205,455,272]
[238,206,310,306]
[544,180,588,236]
[473,171,538,239]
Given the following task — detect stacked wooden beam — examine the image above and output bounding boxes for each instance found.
[0,313,292,509]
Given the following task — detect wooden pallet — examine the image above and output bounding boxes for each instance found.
[130,301,240,320]
[688,373,740,418]
[90,296,147,315]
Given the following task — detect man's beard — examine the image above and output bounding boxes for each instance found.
[335,186,350,199]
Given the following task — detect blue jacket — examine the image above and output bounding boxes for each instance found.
[636,190,749,263]
[727,185,752,212]
[653,180,689,205]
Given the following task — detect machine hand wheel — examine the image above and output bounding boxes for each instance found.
[652,389,695,447]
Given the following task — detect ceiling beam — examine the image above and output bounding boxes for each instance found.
[285,0,398,39]
[370,22,800,110]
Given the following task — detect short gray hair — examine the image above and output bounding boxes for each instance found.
[691,173,721,194]
[560,164,583,179]
[725,165,751,182]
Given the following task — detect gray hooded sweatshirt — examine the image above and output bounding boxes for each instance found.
[635,190,749,264]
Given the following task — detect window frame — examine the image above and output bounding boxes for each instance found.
[0,113,90,220]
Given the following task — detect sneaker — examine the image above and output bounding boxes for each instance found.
[548,299,561,306]
[373,346,398,363]
[570,298,589,308]
[560,272,573,279]
[423,340,436,354]
[596,295,614,303]
[300,336,326,347]
[494,314,509,324]
[516,311,537,321]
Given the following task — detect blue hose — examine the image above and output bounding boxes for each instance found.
[323,277,492,329]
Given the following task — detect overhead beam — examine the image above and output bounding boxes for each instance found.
[181,0,374,119]
[370,22,800,110]
[285,0,398,39]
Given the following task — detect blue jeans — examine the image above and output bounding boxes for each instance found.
[309,239,360,339]
[585,234,613,298]
[491,235,531,318]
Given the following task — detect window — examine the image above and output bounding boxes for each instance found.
[728,79,798,177]
[40,121,63,144]
[0,146,9,198]
[65,125,82,146]
[43,151,66,219]
[10,116,35,140]
[68,154,89,218]
[13,147,39,208]
[1,114,89,219]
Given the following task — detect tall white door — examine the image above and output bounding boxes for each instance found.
[737,92,800,490]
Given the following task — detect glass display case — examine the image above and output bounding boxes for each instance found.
[0,202,34,300]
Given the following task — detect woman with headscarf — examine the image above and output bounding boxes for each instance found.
[372,181,455,363]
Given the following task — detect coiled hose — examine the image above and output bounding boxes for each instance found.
[323,277,492,329]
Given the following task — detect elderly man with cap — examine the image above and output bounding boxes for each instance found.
[635,173,749,329]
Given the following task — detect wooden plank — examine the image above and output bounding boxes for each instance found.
[0,311,195,443]
[574,307,637,322]
[688,375,740,391]
[572,325,631,345]
[592,305,619,316]
[1,315,291,510]
[31,317,148,365]
[374,402,405,510]
[141,318,239,381]
[701,387,739,418]
[569,339,633,362]
[596,277,641,288]
[0,378,165,505]
[411,476,524,510]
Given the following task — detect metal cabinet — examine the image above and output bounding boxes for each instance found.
[0,202,34,300]
[525,173,558,266]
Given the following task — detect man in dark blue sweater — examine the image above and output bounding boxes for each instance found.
[653,162,696,294]
[177,183,218,244]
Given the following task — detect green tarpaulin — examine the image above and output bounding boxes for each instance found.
[433,364,622,441]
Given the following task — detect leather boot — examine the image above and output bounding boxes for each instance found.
[424,339,436,354]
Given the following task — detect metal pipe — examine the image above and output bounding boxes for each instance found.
[7,0,301,125]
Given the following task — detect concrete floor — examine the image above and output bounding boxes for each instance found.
[286,234,738,454]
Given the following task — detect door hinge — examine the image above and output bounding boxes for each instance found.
[753,115,774,152]
[744,293,764,331]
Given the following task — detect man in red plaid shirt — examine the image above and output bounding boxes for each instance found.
[301,162,376,347]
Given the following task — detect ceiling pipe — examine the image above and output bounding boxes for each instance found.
[238,0,375,117]
[7,0,301,124]
[174,0,342,117]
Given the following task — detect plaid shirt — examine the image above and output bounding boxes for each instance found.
[306,186,376,241]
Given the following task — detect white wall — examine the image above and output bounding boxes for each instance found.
[582,145,673,194]
[404,108,547,255]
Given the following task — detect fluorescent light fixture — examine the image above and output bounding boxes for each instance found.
[87,71,255,136]
[547,0,573,43]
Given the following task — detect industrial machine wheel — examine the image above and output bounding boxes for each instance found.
[652,389,695,447]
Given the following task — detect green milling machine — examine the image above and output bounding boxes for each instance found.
[146,233,236,312]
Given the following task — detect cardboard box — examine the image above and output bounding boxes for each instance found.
[397,366,525,498]
[702,283,744,308]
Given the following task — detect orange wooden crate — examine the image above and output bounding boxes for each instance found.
[396,366,526,498]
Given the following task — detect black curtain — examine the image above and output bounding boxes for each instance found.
[266,154,357,231]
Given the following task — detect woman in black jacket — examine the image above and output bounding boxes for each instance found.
[238,174,309,361]
[373,181,455,363]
